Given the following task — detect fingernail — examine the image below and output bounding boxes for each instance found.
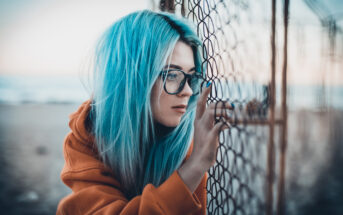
[231,102,235,109]
[206,81,212,88]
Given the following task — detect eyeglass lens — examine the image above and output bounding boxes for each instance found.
[163,70,201,95]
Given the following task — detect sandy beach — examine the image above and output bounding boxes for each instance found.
[0,103,79,214]
[0,102,342,214]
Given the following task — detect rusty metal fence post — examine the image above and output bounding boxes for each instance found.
[277,0,290,214]
[266,0,277,214]
[157,0,289,214]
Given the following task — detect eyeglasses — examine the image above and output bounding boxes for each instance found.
[160,69,203,95]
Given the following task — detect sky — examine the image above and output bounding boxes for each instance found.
[0,0,342,85]
[0,0,149,75]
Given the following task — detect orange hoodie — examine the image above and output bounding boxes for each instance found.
[57,100,207,215]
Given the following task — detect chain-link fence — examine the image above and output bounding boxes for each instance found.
[154,0,290,214]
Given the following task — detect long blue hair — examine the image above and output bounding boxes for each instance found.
[91,10,203,199]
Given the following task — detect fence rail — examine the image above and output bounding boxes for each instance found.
[156,0,289,214]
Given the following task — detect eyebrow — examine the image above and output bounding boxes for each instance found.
[163,64,196,73]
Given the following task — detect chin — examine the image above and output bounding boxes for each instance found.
[162,117,182,127]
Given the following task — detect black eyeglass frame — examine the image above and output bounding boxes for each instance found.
[159,69,204,96]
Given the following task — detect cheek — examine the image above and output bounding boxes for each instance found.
[150,85,181,127]
[151,91,171,121]
[151,80,182,127]
[151,81,167,121]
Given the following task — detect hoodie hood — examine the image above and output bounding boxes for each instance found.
[68,100,95,147]
[67,100,194,162]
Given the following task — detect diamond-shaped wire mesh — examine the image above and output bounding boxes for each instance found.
[155,0,289,214]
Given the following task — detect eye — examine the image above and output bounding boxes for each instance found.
[166,73,178,81]
[164,70,183,81]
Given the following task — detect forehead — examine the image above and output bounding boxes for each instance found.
[166,41,195,71]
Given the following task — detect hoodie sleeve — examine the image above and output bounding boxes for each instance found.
[57,101,207,215]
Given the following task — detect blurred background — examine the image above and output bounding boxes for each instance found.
[0,0,147,214]
[0,0,342,214]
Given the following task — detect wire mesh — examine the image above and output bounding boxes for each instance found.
[155,0,289,214]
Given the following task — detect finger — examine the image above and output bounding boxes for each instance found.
[208,101,234,110]
[213,110,232,120]
[211,121,230,136]
[203,108,232,128]
[195,81,212,119]
[205,101,234,122]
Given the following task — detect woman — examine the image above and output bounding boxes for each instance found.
[57,10,232,214]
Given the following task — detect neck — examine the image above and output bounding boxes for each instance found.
[154,121,175,140]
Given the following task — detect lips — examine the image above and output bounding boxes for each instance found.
[172,104,187,113]
[172,104,187,109]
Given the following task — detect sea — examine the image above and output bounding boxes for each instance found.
[0,75,342,110]
[0,75,89,105]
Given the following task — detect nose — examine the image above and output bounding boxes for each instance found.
[178,81,193,97]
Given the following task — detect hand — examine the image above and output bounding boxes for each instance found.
[177,82,233,193]
[191,82,233,171]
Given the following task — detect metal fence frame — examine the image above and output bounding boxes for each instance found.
[158,0,290,214]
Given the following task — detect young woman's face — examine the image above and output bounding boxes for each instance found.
[151,41,195,127]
